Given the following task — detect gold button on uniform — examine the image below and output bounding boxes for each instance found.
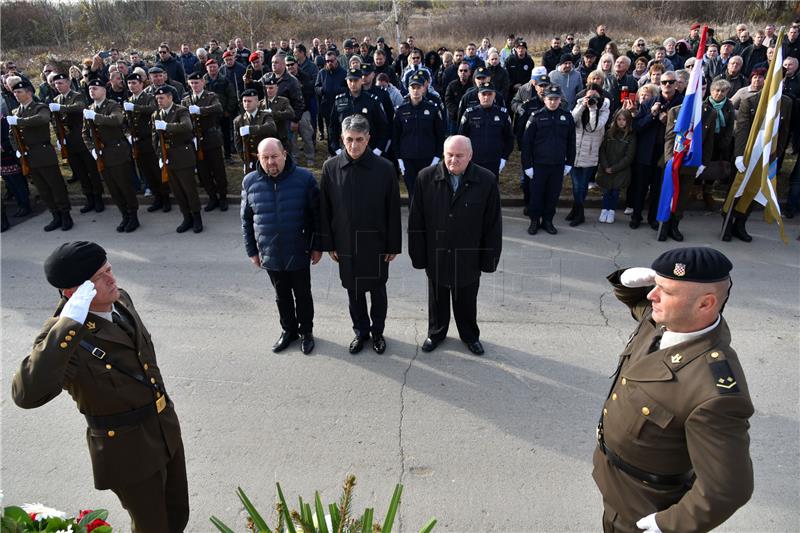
[107,430,115,437]
[603,408,608,415]
[150,377,156,384]
[621,378,627,385]
[105,364,112,370]
[143,363,149,370]
[710,351,719,358]
[612,393,618,401]
[68,330,76,336]
[641,407,651,416]
[59,342,68,348]
[65,335,73,341]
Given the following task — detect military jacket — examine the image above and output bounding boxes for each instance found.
[10,101,59,169]
[125,91,157,154]
[233,109,279,172]
[458,104,514,165]
[53,90,90,154]
[181,90,224,149]
[82,99,131,167]
[261,95,295,148]
[151,104,196,170]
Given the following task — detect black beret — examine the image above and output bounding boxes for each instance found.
[241,88,259,98]
[560,53,574,64]
[343,39,355,48]
[474,66,489,78]
[153,85,176,97]
[261,73,278,86]
[477,81,496,93]
[44,241,107,289]
[51,73,69,81]
[651,247,732,282]
[126,73,143,82]
[10,79,34,91]
[87,78,106,88]
[186,72,203,80]
[346,68,363,80]
[544,85,563,97]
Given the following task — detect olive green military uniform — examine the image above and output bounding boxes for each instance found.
[262,95,295,149]
[233,108,279,173]
[10,101,70,212]
[12,289,189,532]
[126,91,169,207]
[53,90,104,203]
[181,91,228,203]
[593,270,754,533]
[83,99,138,215]
[152,104,200,215]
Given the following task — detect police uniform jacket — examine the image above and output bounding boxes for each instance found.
[457,86,506,121]
[734,92,793,158]
[262,96,295,148]
[328,90,388,154]
[392,98,445,161]
[10,101,59,169]
[319,150,402,291]
[368,85,395,124]
[503,53,535,89]
[458,104,514,165]
[181,90,224,150]
[125,91,157,154]
[408,161,502,288]
[234,108,279,169]
[151,104,196,170]
[53,90,90,153]
[593,270,753,532]
[521,106,577,168]
[11,289,183,490]
[82,99,131,168]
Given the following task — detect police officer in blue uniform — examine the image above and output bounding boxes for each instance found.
[361,63,395,125]
[513,74,551,214]
[393,72,446,196]
[458,82,514,179]
[328,67,388,156]
[457,67,507,122]
[522,85,576,235]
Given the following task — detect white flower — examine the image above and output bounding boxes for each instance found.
[21,502,67,520]
[55,526,74,533]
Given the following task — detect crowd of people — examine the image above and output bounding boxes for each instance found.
[2,21,799,240]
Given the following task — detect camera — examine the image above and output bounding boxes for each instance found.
[588,96,599,107]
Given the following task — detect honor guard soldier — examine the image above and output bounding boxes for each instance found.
[50,73,105,214]
[182,72,229,211]
[261,73,296,149]
[6,76,73,231]
[595,247,753,533]
[125,73,171,213]
[82,79,140,233]
[12,241,189,532]
[328,67,389,156]
[458,82,514,179]
[152,85,202,233]
[522,84,576,235]
[234,88,279,174]
[393,72,446,196]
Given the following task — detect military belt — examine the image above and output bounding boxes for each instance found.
[84,396,170,429]
[599,442,694,488]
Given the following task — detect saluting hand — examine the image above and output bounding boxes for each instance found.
[620,267,656,288]
[60,280,97,325]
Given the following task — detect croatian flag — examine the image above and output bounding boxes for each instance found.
[656,25,708,223]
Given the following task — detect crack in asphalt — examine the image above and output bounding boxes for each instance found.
[595,223,627,343]
[397,321,420,533]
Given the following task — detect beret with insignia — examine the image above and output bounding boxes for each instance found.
[248,51,261,62]
[44,241,107,289]
[241,88,259,98]
[186,72,203,80]
[651,247,732,282]
[205,59,218,66]
[126,73,143,82]
[222,50,234,59]
[51,73,69,81]
[261,73,278,86]
[153,85,176,97]
[11,79,34,91]
[87,78,107,88]
[690,22,701,30]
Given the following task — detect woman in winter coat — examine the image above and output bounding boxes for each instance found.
[597,109,637,224]
[566,83,610,226]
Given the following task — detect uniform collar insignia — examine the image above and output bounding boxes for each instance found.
[671,354,682,364]
[86,321,96,330]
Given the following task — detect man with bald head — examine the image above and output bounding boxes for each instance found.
[408,135,502,356]
[594,247,753,533]
[242,138,322,355]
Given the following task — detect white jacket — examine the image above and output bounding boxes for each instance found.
[571,98,610,168]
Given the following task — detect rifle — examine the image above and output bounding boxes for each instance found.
[8,124,31,176]
[124,107,139,161]
[158,130,170,183]
[190,101,205,161]
[52,112,69,160]
[242,136,252,172]
[87,118,106,173]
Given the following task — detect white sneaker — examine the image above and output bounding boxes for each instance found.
[144,188,153,197]
[624,207,633,215]
[599,209,609,223]
[606,210,615,223]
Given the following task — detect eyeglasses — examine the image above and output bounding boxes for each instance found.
[325,59,335,63]
[159,50,168,54]
[286,63,296,67]
[661,79,676,85]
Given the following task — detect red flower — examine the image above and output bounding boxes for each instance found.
[77,509,93,521]
[28,512,37,521]
[77,510,110,532]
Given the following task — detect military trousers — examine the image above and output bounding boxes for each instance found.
[347,284,388,338]
[111,440,189,533]
[68,149,104,196]
[290,111,315,166]
[29,165,70,211]
[103,163,139,213]
[136,148,169,197]
[167,167,201,215]
[528,163,564,222]
[427,277,480,343]
[197,145,228,199]
[267,266,314,335]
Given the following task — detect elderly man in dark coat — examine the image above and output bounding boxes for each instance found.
[319,114,402,355]
[408,135,502,356]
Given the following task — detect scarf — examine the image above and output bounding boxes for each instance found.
[709,97,727,133]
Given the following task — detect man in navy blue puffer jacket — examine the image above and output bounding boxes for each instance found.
[242,137,322,355]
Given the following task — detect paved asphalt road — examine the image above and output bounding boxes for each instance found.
[2,207,798,532]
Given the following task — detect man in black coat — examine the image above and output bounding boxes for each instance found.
[319,114,401,355]
[408,135,502,356]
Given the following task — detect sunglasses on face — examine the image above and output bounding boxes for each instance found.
[458,69,469,72]
[661,79,676,85]
[326,59,335,63]
[159,51,168,54]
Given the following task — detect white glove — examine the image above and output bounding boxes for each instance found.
[431,156,440,166]
[56,140,62,151]
[154,120,167,131]
[91,149,98,160]
[695,164,706,178]
[397,159,405,175]
[499,158,506,173]
[264,107,272,113]
[83,109,96,121]
[635,513,662,533]
[15,150,21,158]
[7,115,18,126]
[189,105,200,115]
[60,280,96,324]
[239,125,250,136]
[372,148,382,156]
[159,158,164,168]
[563,165,572,175]
[620,267,657,288]
[335,149,342,155]
[735,156,745,173]
[123,102,135,112]
[49,103,61,112]
[524,167,534,178]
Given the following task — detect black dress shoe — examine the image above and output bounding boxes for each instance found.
[421,337,440,352]
[349,335,367,354]
[527,221,539,235]
[204,196,219,212]
[542,220,557,235]
[300,333,315,354]
[648,220,659,230]
[465,340,484,356]
[272,331,299,353]
[372,334,387,354]
[629,219,641,229]
[219,197,229,211]
[13,207,31,217]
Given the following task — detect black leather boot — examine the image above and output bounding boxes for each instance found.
[542,219,558,234]
[44,211,62,232]
[60,209,73,231]
[565,205,576,221]
[192,211,203,233]
[80,194,95,213]
[219,195,229,211]
[94,193,105,213]
[569,205,585,227]
[147,195,163,212]
[162,193,171,212]
[668,216,684,241]
[527,220,539,235]
[116,211,130,232]
[124,210,140,232]
[722,216,734,242]
[176,213,193,233]
[732,215,752,242]
[204,194,219,212]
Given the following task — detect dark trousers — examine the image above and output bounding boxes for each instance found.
[428,278,480,343]
[197,145,228,198]
[630,163,661,224]
[674,168,697,218]
[136,149,169,197]
[528,164,563,222]
[602,505,637,533]
[402,157,430,198]
[30,165,70,211]
[168,167,200,215]
[103,163,139,212]
[68,149,103,195]
[3,170,30,209]
[221,116,234,158]
[111,441,189,533]
[267,266,314,335]
[521,173,530,206]
[475,159,500,180]
[347,284,388,338]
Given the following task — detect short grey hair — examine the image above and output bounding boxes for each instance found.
[710,78,731,93]
[342,114,370,134]
[196,48,208,57]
